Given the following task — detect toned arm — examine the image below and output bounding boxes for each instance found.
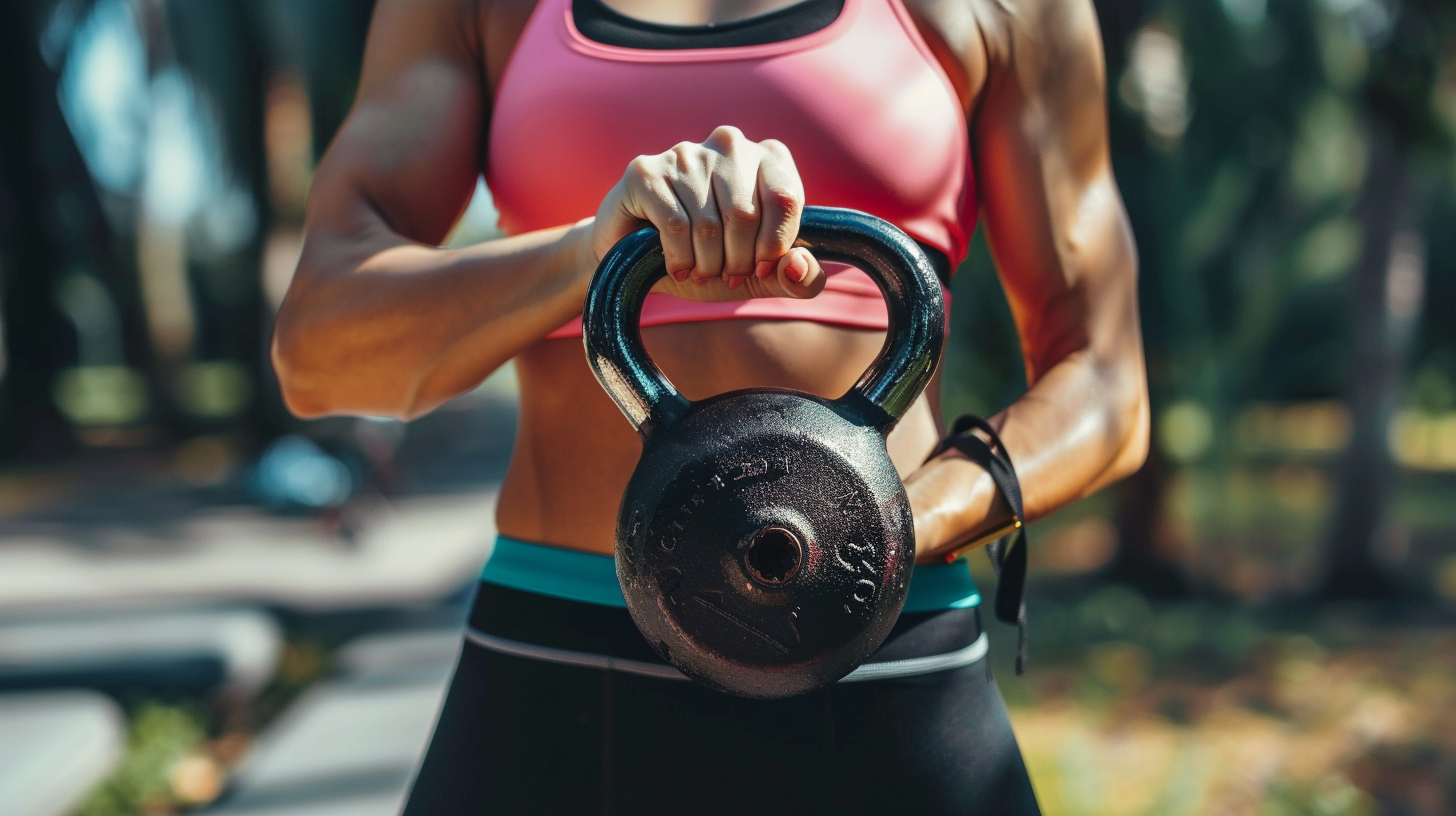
[905,0,1150,560]
[272,0,595,419]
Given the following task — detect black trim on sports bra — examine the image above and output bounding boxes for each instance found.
[572,0,845,50]
[915,240,953,285]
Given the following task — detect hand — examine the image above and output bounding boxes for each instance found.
[588,126,825,302]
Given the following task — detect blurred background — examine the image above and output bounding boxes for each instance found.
[0,0,1452,813]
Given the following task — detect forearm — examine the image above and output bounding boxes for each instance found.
[906,346,1149,563]
[272,215,593,420]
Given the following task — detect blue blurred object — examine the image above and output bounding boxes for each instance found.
[251,435,354,510]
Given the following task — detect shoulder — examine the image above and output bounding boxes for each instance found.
[362,0,540,79]
[358,0,487,85]
[899,0,1105,113]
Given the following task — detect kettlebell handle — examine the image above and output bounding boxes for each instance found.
[583,206,945,437]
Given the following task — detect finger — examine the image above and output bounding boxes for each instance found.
[623,156,695,280]
[666,147,724,284]
[753,140,804,279]
[712,175,761,287]
[704,139,760,286]
[773,247,825,299]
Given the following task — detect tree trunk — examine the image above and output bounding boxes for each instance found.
[1317,120,1421,599]
[0,0,71,459]
[0,0,156,457]
[163,0,281,439]
[1106,447,1190,597]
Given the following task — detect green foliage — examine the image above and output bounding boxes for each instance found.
[941,229,1026,420]
[1262,777,1377,816]
[945,0,1456,426]
[1098,0,1454,418]
[74,702,210,816]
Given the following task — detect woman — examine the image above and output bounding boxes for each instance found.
[272,0,1148,812]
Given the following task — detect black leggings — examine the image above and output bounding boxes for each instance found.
[403,583,1041,815]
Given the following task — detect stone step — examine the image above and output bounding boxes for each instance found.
[0,690,125,816]
[335,628,462,679]
[0,607,282,701]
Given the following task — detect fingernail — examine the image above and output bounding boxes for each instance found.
[727,276,744,290]
[671,269,688,282]
[693,276,707,286]
[784,255,807,283]
[755,260,773,279]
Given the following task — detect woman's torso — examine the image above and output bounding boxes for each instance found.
[481,0,982,554]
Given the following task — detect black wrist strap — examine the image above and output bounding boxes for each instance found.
[927,414,1029,674]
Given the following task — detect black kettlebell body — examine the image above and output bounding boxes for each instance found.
[584,207,944,699]
[618,391,913,698]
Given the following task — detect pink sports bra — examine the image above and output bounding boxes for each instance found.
[486,0,976,339]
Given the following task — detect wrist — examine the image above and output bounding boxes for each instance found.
[561,216,598,292]
[907,452,1013,564]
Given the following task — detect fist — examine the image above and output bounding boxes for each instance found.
[591,126,825,302]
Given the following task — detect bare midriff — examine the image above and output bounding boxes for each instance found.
[496,320,944,555]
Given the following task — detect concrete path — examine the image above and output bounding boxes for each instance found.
[0,491,497,614]
[202,628,462,816]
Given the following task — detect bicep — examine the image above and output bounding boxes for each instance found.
[307,0,485,247]
[970,0,1138,381]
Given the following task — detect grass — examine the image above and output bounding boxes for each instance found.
[71,638,332,816]
[999,587,1456,816]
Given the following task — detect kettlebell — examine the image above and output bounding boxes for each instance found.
[583,206,945,698]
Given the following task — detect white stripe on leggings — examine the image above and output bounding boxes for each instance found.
[462,627,989,683]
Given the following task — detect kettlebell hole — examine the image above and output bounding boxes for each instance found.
[744,528,803,587]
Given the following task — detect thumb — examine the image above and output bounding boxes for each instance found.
[773,248,825,299]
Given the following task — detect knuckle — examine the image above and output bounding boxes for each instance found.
[693,217,722,241]
[764,186,802,216]
[722,202,757,228]
[759,138,790,157]
[661,215,692,237]
[709,125,745,144]
[626,155,656,180]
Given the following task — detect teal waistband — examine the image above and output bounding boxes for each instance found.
[481,536,980,612]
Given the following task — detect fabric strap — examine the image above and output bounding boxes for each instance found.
[927,414,1029,673]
